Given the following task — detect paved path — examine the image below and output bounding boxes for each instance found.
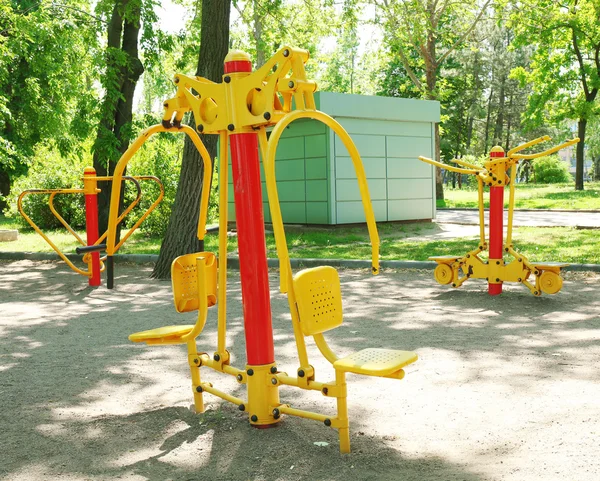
[436,209,600,228]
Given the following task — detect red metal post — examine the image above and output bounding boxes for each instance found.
[225,55,275,366]
[488,147,505,296]
[83,167,101,287]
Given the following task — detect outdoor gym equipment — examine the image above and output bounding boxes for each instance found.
[109,47,418,453]
[18,168,163,286]
[418,136,579,296]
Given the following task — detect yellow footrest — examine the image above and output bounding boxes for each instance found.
[129,325,195,345]
[333,348,418,377]
[532,262,569,274]
[429,255,460,263]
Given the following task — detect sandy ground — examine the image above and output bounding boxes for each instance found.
[1,259,599,481]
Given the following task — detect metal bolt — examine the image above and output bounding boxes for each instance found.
[214,353,220,362]
[271,378,278,385]
[251,415,258,422]
[193,358,199,364]
[496,278,500,282]
[534,291,539,296]
[322,387,328,395]
[273,408,280,419]
[197,124,204,133]
[298,369,305,378]
[518,278,522,282]
[288,81,294,88]
[479,246,483,250]
[505,248,509,252]
[283,49,290,57]
[498,180,502,184]
[196,386,203,393]
[163,103,168,108]
[452,283,456,287]
[324,419,332,427]
[238,404,245,411]
[236,374,243,382]
[224,75,231,83]
[227,124,235,131]
[263,112,271,120]
[174,77,179,83]
[496,261,500,265]
[247,368,254,376]
[518,258,522,262]
[270,366,277,374]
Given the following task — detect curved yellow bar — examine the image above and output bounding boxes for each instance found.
[106,125,212,256]
[263,110,380,293]
[511,138,580,160]
[507,135,550,156]
[418,156,481,175]
[17,189,90,277]
[452,158,480,169]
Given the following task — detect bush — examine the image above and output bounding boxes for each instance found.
[532,155,572,184]
[6,144,87,229]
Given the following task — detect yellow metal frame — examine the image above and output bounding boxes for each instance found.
[125,46,416,454]
[419,136,580,296]
[18,174,164,278]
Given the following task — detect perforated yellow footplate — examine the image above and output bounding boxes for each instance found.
[334,348,418,376]
[129,325,194,344]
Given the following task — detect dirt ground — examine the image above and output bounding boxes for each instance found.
[1,259,599,481]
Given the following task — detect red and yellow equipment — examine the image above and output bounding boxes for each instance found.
[418,136,579,296]
[18,169,163,286]
[110,47,418,453]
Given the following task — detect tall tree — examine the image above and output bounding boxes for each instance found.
[0,0,97,211]
[92,0,146,234]
[510,0,600,190]
[152,0,231,279]
[373,0,492,200]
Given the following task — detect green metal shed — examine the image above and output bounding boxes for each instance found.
[227,91,440,225]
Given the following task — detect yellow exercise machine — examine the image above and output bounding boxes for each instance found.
[418,136,579,296]
[18,169,164,286]
[110,47,418,453]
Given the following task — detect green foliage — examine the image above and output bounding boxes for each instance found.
[6,144,89,229]
[126,128,184,237]
[0,0,98,183]
[532,155,572,184]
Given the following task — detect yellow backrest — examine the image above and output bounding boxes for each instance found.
[171,251,217,313]
[293,266,343,336]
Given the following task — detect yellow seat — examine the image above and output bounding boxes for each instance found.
[172,251,217,312]
[129,325,195,345]
[292,265,418,453]
[334,348,418,377]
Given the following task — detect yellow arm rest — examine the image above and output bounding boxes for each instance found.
[418,156,481,175]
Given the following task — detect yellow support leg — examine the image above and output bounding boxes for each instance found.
[335,369,350,453]
[187,341,204,413]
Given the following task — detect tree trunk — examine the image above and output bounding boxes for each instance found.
[152,0,231,279]
[93,0,144,238]
[575,118,586,191]
[493,74,505,145]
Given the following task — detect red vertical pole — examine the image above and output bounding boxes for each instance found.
[225,55,275,366]
[488,147,505,296]
[83,167,101,287]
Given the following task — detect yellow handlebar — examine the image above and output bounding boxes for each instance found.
[511,137,580,160]
[507,135,551,156]
[418,156,482,175]
[264,110,381,293]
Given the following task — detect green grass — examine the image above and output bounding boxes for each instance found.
[438,181,600,210]
[2,214,599,264]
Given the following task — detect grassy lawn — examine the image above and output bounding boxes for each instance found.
[2,214,599,264]
[438,181,600,210]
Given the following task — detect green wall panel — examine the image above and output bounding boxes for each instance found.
[336,156,386,179]
[387,178,433,200]
[306,202,329,224]
[277,180,306,202]
[334,134,386,158]
[388,199,433,221]
[387,157,432,179]
[280,202,307,223]
[387,136,433,159]
[306,180,328,201]
[276,136,305,160]
[337,200,387,223]
[336,179,387,201]
[305,134,327,158]
[306,157,327,179]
